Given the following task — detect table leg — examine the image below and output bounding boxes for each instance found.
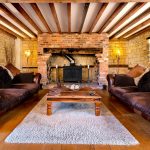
[95,100,101,116]
[47,102,52,115]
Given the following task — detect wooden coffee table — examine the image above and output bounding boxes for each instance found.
[46,88,102,116]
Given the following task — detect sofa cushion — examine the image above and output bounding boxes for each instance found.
[123,92,150,115]
[12,83,39,95]
[5,63,20,76]
[138,71,150,92]
[110,86,138,99]
[127,64,146,78]
[0,89,29,114]
[0,66,12,88]
[13,72,34,83]
[114,74,135,87]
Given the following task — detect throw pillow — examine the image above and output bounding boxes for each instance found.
[13,72,34,83]
[114,74,135,87]
[134,68,150,86]
[138,71,150,92]
[0,66,12,88]
[127,64,146,78]
[5,63,20,76]
[0,65,14,79]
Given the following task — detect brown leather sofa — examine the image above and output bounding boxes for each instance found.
[107,74,150,121]
[0,67,41,115]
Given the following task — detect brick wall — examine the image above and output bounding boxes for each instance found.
[0,29,16,66]
[38,33,109,85]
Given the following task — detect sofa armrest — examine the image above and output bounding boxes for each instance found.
[33,73,41,84]
[106,74,115,92]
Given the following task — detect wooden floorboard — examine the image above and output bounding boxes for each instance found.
[0,88,150,150]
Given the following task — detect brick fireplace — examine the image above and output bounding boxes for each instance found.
[37,33,109,86]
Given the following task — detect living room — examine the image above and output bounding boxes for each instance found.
[0,0,150,150]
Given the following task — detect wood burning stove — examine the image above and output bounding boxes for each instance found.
[63,66,82,82]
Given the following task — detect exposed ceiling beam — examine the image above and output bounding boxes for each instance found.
[0,4,36,38]
[67,3,71,33]
[1,0,150,2]
[49,3,61,33]
[89,3,108,33]
[126,26,150,40]
[98,3,127,33]
[30,3,52,33]
[12,3,42,34]
[0,24,23,39]
[0,28,16,39]
[79,3,90,33]
[107,3,146,36]
[112,9,150,38]
[120,19,150,38]
[0,15,30,38]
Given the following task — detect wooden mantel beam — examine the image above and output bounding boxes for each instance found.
[30,3,52,33]
[0,24,23,39]
[12,3,42,34]
[0,15,30,38]
[49,3,61,33]
[89,3,108,33]
[0,4,37,37]
[0,0,150,3]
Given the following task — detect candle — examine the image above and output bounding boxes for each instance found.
[88,65,90,69]
[56,65,58,68]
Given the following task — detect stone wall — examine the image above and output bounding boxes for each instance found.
[0,29,16,66]
[109,40,128,74]
[38,33,109,85]
[22,39,38,73]
[127,31,150,68]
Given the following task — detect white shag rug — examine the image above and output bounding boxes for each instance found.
[5,95,139,145]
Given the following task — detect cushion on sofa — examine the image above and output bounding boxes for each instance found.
[114,74,135,87]
[127,64,146,78]
[138,71,150,92]
[5,63,20,76]
[13,72,34,83]
[12,83,39,95]
[0,66,12,88]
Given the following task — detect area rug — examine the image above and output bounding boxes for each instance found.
[5,95,139,145]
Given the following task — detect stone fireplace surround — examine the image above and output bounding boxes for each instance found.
[37,33,109,86]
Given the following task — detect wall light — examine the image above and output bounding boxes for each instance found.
[24,49,31,64]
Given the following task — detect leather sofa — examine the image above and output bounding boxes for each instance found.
[0,67,41,115]
[107,74,150,121]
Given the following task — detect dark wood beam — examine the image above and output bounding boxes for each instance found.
[126,25,150,40]
[98,3,127,33]
[112,9,150,38]
[1,0,150,2]
[120,19,150,38]
[107,3,146,36]
[30,3,52,33]
[79,3,90,33]
[0,28,16,39]
[49,3,61,33]
[12,3,42,34]
[0,4,36,37]
[0,24,23,39]
[0,15,30,38]
[67,3,71,33]
[89,3,108,33]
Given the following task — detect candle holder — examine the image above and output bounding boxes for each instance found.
[87,65,90,83]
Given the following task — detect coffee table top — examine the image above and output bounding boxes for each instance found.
[47,87,102,99]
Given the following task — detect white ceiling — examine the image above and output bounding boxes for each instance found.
[0,2,150,39]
